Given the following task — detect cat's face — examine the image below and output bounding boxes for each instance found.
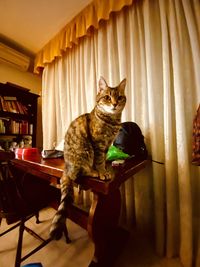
[96,77,126,114]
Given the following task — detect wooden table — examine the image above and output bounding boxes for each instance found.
[11,154,148,267]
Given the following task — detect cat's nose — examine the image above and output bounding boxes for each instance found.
[112,102,117,107]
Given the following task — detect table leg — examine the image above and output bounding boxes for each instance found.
[87,188,128,266]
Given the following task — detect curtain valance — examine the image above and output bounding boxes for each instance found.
[34,0,133,73]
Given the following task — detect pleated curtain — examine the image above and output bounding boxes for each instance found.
[41,1,200,266]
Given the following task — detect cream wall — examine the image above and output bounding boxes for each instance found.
[0,62,43,149]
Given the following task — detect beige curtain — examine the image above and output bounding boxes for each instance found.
[41,0,200,266]
[34,0,134,73]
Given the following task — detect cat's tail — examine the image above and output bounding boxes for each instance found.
[49,175,74,241]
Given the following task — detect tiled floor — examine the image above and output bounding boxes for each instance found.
[0,207,182,267]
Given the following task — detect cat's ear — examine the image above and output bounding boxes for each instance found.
[98,76,108,92]
[118,78,126,92]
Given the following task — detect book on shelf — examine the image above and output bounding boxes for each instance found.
[20,102,28,115]
[0,97,2,111]
[7,101,16,113]
[0,96,29,115]
[0,119,30,135]
[11,120,29,135]
[0,96,8,112]
[20,120,29,134]
[0,119,6,133]
[15,101,28,115]
[15,101,24,114]
[10,120,18,134]
[3,96,17,101]
[29,124,33,135]
[11,101,20,113]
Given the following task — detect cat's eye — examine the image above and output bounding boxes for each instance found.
[118,96,123,101]
[104,95,111,101]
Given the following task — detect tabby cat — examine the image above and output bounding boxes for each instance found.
[50,77,126,240]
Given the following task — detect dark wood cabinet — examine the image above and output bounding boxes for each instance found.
[0,82,39,150]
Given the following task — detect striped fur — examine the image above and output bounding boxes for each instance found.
[49,77,126,240]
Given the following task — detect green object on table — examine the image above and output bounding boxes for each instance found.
[106,145,129,161]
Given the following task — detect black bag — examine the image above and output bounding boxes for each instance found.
[113,122,148,160]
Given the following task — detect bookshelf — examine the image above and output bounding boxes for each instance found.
[0,82,39,151]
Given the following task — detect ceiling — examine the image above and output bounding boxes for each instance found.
[0,0,92,57]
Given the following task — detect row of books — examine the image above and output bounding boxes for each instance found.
[0,96,28,115]
[0,118,33,135]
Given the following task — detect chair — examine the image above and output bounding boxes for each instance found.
[0,151,59,267]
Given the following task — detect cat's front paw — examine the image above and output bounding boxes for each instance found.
[99,170,112,181]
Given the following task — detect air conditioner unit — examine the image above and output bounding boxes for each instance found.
[0,42,30,71]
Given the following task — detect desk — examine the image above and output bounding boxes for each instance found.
[11,155,148,266]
